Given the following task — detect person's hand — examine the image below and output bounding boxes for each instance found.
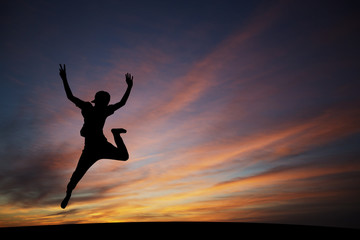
[125,73,133,87]
[59,64,67,80]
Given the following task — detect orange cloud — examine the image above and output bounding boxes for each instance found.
[59,100,359,224]
[2,1,359,228]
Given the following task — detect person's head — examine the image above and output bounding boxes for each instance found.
[91,91,110,107]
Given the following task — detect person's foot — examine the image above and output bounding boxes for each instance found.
[61,192,71,209]
[111,128,127,134]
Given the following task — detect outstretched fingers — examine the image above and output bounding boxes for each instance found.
[59,64,66,72]
[125,72,133,80]
[59,64,67,79]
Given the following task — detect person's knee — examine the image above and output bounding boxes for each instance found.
[113,151,129,161]
[123,152,129,161]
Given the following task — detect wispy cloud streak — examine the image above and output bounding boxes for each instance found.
[1,1,360,228]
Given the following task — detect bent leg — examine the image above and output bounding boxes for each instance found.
[101,129,129,161]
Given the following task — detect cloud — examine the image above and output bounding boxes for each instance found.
[1,0,360,228]
[0,148,72,207]
[57,98,360,224]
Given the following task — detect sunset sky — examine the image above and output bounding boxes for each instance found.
[1,0,360,228]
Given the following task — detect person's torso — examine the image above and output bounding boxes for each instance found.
[80,104,110,139]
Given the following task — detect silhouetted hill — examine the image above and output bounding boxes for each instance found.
[0,222,358,238]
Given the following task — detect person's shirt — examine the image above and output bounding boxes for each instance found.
[74,100,116,139]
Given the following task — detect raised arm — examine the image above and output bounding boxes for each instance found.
[112,73,133,111]
[59,64,85,106]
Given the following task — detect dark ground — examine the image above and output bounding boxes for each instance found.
[0,222,358,238]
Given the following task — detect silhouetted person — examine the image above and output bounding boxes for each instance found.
[59,64,133,209]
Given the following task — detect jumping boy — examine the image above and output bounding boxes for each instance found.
[59,64,133,209]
